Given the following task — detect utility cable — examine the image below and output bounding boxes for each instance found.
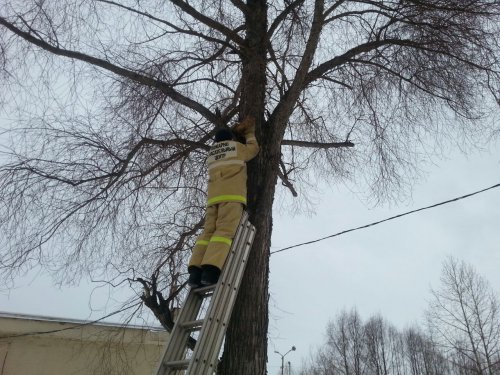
[3,183,499,338]
[271,182,500,255]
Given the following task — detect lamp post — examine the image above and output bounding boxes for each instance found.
[274,346,296,375]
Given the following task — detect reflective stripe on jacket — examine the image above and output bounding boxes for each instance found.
[206,131,259,206]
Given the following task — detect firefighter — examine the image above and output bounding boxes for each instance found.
[187,116,259,287]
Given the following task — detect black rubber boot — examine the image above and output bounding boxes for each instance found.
[187,266,202,288]
[200,265,221,286]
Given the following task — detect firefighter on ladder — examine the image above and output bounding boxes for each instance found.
[187,116,259,287]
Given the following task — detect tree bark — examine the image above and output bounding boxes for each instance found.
[219,1,273,374]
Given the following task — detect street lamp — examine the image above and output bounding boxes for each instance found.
[274,346,296,375]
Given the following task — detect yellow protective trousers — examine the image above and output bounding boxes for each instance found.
[189,202,244,270]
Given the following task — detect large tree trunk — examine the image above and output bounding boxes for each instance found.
[219,163,278,374]
[219,1,275,374]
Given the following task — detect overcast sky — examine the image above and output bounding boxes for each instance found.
[1,139,499,374]
[268,143,500,373]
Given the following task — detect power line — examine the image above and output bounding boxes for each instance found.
[3,183,499,338]
[270,182,500,255]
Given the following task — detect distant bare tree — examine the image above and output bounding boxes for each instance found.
[300,260,500,375]
[1,2,500,373]
[426,257,500,375]
[300,311,454,375]
[404,326,450,375]
[327,309,366,375]
[387,326,407,375]
[364,315,390,375]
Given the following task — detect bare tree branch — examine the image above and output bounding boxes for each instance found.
[281,139,354,148]
[168,0,245,45]
[277,161,298,197]
[95,0,235,49]
[0,16,220,126]
[267,0,306,38]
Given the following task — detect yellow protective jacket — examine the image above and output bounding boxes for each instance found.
[206,129,259,207]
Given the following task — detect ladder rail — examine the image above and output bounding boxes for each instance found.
[153,295,198,375]
[153,273,213,375]
[154,211,255,375]
[188,220,255,374]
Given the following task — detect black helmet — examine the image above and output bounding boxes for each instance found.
[214,127,234,142]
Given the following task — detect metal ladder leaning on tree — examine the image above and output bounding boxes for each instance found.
[154,211,256,375]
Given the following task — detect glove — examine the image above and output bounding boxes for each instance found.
[232,116,256,135]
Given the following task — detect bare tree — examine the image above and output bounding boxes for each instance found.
[404,326,451,375]
[299,310,452,375]
[298,309,364,375]
[326,308,366,375]
[364,316,430,375]
[426,257,500,375]
[364,315,390,375]
[1,1,500,374]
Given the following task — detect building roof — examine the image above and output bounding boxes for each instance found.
[0,310,164,331]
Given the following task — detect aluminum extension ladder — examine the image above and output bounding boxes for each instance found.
[154,211,256,375]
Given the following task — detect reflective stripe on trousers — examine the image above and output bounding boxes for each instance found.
[189,202,243,269]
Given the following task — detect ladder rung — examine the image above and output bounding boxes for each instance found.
[164,359,190,369]
[181,319,204,331]
[193,284,216,295]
